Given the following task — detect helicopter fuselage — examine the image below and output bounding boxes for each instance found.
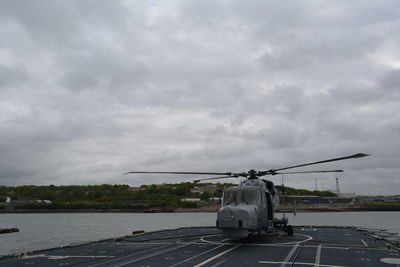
[216,178,280,238]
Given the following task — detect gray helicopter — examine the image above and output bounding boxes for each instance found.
[125,153,369,238]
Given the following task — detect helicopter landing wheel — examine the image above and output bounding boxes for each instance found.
[286,225,293,236]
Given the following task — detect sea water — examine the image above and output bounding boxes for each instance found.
[1,212,399,256]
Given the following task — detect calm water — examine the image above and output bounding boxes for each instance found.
[1,212,399,256]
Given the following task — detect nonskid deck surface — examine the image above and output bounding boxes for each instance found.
[1,227,400,267]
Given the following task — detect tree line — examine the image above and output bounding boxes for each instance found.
[0,183,223,210]
[0,183,336,210]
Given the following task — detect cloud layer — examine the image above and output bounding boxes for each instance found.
[1,0,399,195]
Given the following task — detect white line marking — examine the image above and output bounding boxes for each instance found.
[168,239,230,267]
[111,243,192,267]
[102,242,218,246]
[200,233,312,246]
[200,234,224,244]
[259,261,348,267]
[280,242,300,267]
[100,242,177,245]
[88,244,171,267]
[314,244,322,267]
[49,256,115,259]
[97,242,386,251]
[193,244,240,267]
[20,254,115,260]
[275,234,313,245]
[381,258,400,264]
[360,239,368,247]
[211,257,229,267]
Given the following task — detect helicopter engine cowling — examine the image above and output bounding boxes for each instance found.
[262,179,275,194]
[262,179,280,211]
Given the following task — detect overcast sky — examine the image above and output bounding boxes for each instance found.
[1,1,399,195]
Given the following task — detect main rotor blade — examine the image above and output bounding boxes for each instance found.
[124,171,232,176]
[193,176,236,183]
[272,153,369,172]
[275,170,344,175]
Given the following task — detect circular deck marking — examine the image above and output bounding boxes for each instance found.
[200,234,224,244]
[380,258,400,264]
[200,233,312,245]
[272,234,313,245]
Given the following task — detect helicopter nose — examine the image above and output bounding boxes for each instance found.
[217,206,257,230]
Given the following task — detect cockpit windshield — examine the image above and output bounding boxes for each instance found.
[241,190,259,205]
[223,189,259,205]
[223,190,237,205]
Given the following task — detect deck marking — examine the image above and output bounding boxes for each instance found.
[111,243,192,267]
[313,245,386,251]
[380,258,400,264]
[360,239,368,247]
[200,233,312,246]
[49,255,114,259]
[280,242,300,267]
[168,239,230,267]
[274,234,313,245]
[259,261,348,267]
[87,244,171,267]
[168,244,225,267]
[101,242,215,246]
[200,234,223,244]
[107,241,382,250]
[314,244,322,267]
[193,244,240,267]
[211,257,229,267]
[20,254,115,260]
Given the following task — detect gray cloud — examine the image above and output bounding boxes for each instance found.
[0,0,399,195]
[0,64,28,88]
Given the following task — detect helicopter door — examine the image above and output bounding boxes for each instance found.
[265,192,273,220]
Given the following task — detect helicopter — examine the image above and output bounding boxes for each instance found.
[125,153,369,238]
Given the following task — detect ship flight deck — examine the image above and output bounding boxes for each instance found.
[1,226,400,266]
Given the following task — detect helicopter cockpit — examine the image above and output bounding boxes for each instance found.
[222,188,260,206]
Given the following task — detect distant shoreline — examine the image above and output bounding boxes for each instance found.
[1,206,400,213]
